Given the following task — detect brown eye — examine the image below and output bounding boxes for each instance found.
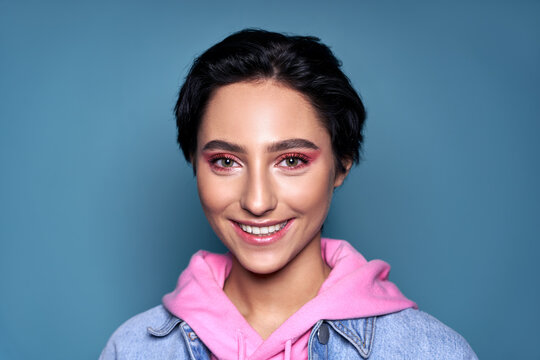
[276,154,309,170]
[212,157,238,168]
[221,158,234,167]
[285,157,299,167]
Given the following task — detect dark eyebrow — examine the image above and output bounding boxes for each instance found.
[201,138,319,153]
[267,138,319,152]
[202,140,246,153]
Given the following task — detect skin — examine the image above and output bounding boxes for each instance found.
[195,80,351,339]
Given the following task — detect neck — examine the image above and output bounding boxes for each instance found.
[223,235,330,339]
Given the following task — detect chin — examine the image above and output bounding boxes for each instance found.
[237,255,288,275]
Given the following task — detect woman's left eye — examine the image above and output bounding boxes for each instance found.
[277,155,308,169]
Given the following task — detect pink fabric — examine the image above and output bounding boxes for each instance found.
[163,238,416,360]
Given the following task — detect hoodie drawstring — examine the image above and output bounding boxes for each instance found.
[237,331,291,360]
[284,339,292,360]
[237,330,245,360]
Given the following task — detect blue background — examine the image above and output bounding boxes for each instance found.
[1,0,539,359]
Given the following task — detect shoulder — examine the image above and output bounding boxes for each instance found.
[99,305,191,360]
[109,305,173,337]
[372,308,477,359]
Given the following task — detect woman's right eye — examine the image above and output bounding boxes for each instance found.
[209,155,241,171]
[215,158,236,167]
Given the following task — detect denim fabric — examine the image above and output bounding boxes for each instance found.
[100,306,477,359]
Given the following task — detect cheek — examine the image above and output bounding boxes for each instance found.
[277,168,334,218]
[196,169,237,219]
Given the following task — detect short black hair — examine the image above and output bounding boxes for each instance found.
[175,28,366,173]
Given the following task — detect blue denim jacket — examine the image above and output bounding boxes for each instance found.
[100,305,477,359]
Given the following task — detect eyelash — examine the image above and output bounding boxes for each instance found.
[275,153,310,170]
[208,154,240,172]
[207,152,311,172]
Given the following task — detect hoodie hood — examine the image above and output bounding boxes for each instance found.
[163,238,416,360]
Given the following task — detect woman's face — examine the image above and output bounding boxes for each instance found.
[195,80,349,274]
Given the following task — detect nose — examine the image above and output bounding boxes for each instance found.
[240,165,277,216]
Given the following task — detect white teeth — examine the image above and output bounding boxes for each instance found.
[238,221,288,236]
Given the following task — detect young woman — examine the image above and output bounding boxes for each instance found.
[100,29,477,359]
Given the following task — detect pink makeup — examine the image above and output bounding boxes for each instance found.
[204,152,241,172]
[275,150,321,170]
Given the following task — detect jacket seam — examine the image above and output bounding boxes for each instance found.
[328,318,375,359]
[179,322,199,360]
[308,320,324,359]
[335,320,366,347]
[147,315,182,337]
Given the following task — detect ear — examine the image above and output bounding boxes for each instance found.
[333,158,353,188]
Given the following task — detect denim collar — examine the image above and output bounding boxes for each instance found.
[328,318,375,358]
[148,315,209,359]
[148,314,375,359]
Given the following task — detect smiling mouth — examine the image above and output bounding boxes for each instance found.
[236,221,288,236]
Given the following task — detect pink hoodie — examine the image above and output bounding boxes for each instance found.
[163,238,416,360]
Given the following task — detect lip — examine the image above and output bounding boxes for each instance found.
[231,218,294,246]
[233,219,287,227]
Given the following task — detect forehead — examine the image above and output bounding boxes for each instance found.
[197,81,329,148]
